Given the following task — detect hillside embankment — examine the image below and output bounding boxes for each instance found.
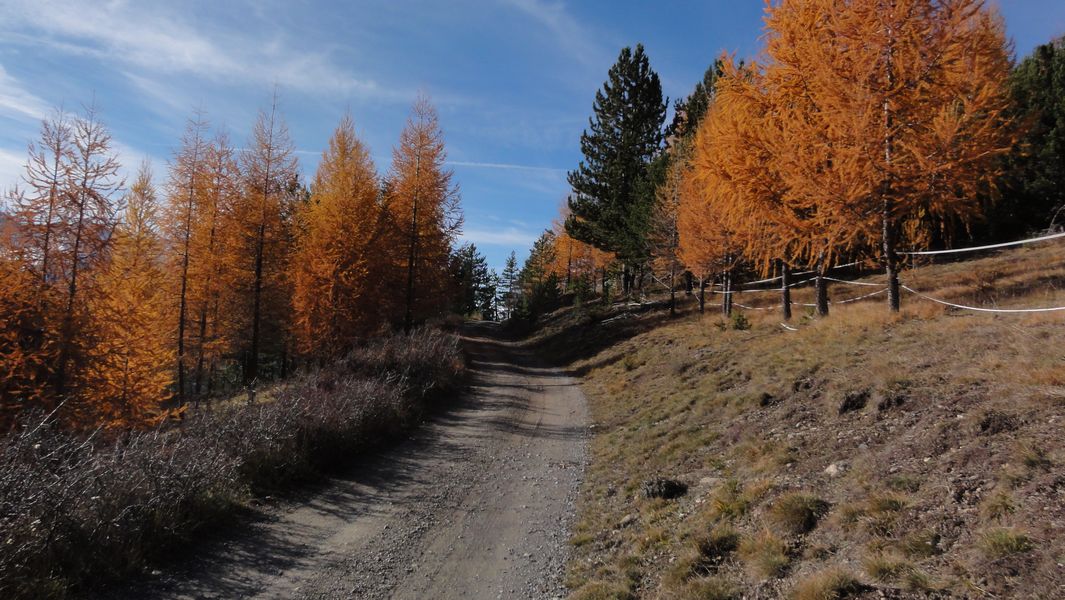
[536,240,1065,599]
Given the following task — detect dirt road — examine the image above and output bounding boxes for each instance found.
[103,324,588,600]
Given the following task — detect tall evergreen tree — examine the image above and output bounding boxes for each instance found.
[1003,37,1065,234]
[501,251,519,318]
[566,44,666,292]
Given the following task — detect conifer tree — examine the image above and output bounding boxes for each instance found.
[387,96,462,332]
[12,110,73,297]
[55,103,123,404]
[190,131,240,397]
[0,249,51,428]
[501,251,520,318]
[1006,37,1065,233]
[84,163,172,426]
[566,44,666,293]
[291,114,384,358]
[762,0,1014,312]
[232,92,298,385]
[164,112,209,403]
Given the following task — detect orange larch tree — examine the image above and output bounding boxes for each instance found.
[291,114,385,359]
[230,93,298,385]
[84,163,173,426]
[548,207,613,297]
[54,103,124,408]
[163,112,209,403]
[386,96,462,332]
[189,131,240,398]
[763,0,1015,311]
[676,138,744,317]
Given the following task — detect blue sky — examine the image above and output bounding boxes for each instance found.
[0,1,1062,271]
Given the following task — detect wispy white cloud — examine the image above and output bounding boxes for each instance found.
[460,226,540,247]
[0,64,49,122]
[500,0,611,68]
[447,160,567,176]
[0,147,27,194]
[0,0,407,99]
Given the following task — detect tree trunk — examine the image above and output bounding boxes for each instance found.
[698,277,706,313]
[781,262,793,321]
[622,263,631,295]
[247,219,265,385]
[883,18,900,313]
[404,157,422,333]
[722,271,733,318]
[815,271,830,317]
[883,208,901,312]
[668,260,676,317]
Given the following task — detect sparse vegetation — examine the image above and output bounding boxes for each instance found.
[738,530,790,579]
[0,329,464,599]
[559,241,1065,598]
[980,528,1034,558]
[790,568,863,600]
[769,493,829,535]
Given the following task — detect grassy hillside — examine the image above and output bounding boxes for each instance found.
[533,242,1065,599]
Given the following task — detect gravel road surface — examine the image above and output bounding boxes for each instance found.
[100,323,588,600]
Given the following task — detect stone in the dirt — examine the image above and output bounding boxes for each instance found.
[618,514,637,528]
[641,478,688,500]
[824,462,846,477]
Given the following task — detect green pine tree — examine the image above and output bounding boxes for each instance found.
[501,251,520,318]
[566,44,666,292]
[1002,37,1065,234]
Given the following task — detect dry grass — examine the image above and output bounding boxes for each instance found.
[769,493,830,535]
[789,567,863,600]
[738,530,790,579]
[980,528,1034,558]
[558,241,1065,598]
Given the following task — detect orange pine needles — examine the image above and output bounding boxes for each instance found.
[291,115,385,358]
[386,96,462,332]
[84,164,174,426]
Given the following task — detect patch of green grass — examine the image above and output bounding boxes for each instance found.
[1018,443,1053,471]
[683,576,740,600]
[885,475,922,493]
[980,528,1033,558]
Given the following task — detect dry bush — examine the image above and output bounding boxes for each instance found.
[0,328,464,599]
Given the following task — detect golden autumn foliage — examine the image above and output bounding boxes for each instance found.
[291,115,387,358]
[684,0,1014,313]
[548,209,613,291]
[0,92,469,431]
[187,132,241,396]
[0,252,53,430]
[163,114,210,402]
[386,96,462,331]
[83,164,173,426]
[227,97,300,384]
[678,127,743,284]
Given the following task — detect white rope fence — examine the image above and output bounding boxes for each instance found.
[901,285,1065,314]
[900,231,1065,256]
[683,230,1065,319]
